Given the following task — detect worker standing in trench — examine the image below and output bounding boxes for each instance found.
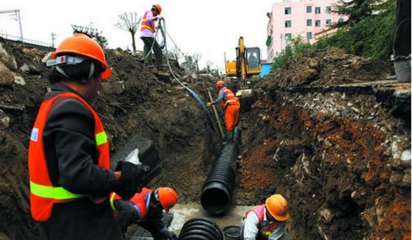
[140,4,166,69]
[241,194,291,240]
[110,187,178,240]
[207,80,240,142]
[28,33,149,240]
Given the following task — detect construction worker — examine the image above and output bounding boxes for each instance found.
[110,187,178,240]
[241,194,290,240]
[141,4,165,69]
[28,33,149,240]
[207,80,240,142]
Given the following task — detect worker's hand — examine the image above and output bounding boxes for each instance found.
[114,162,150,200]
[206,102,212,107]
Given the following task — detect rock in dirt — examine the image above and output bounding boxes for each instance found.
[0,61,15,86]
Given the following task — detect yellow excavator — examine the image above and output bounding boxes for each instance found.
[225,37,261,98]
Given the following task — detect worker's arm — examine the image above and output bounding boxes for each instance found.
[113,200,140,233]
[211,90,225,105]
[243,211,260,240]
[44,98,117,196]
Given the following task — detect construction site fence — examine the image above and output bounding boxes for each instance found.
[0,33,55,51]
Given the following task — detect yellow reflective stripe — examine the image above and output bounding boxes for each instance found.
[142,25,154,31]
[226,100,236,103]
[110,193,117,211]
[30,181,84,200]
[95,132,108,146]
[227,94,234,97]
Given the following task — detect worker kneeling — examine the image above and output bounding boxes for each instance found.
[207,80,240,142]
[110,187,178,240]
[241,194,290,240]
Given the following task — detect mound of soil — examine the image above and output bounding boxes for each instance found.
[258,48,392,89]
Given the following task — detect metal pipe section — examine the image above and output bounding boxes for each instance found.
[177,217,224,240]
[200,126,241,215]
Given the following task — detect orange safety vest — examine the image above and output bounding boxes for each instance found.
[246,205,280,239]
[141,11,156,33]
[110,188,152,221]
[220,87,239,108]
[28,92,110,221]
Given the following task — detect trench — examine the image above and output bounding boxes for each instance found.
[130,82,410,240]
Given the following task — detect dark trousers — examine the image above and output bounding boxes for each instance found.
[141,37,163,65]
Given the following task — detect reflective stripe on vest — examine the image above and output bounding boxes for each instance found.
[28,92,110,221]
[30,181,85,200]
[222,88,239,107]
[141,11,155,33]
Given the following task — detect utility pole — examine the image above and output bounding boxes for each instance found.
[0,10,23,41]
[51,33,56,47]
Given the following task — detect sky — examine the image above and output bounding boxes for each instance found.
[0,0,278,71]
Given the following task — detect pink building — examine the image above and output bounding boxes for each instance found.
[266,0,345,62]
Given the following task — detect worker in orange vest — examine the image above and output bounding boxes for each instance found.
[28,33,149,240]
[241,194,290,240]
[110,187,178,240]
[207,80,240,142]
[141,4,165,69]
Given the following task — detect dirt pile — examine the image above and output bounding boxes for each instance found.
[258,48,392,89]
[235,50,410,240]
[0,38,220,240]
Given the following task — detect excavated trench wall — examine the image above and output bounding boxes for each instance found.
[239,88,410,240]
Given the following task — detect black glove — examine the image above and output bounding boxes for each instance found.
[114,162,150,200]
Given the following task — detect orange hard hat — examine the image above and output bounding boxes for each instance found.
[265,194,289,221]
[152,4,162,14]
[215,80,225,90]
[156,187,178,211]
[52,33,111,79]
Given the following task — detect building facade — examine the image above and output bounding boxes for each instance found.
[266,0,345,62]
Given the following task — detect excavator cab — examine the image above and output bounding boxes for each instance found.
[246,48,261,76]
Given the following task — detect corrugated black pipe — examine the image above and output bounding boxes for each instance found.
[201,127,241,215]
[178,217,224,240]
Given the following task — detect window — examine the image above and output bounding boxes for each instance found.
[306,32,313,41]
[266,36,272,47]
[307,19,312,26]
[326,6,332,13]
[315,20,321,27]
[326,19,332,25]
[285,7,292,15]
[285,33,292,40]
[338,18,344,23]
[315,7,321,14]
[307,6,312,13]
[285,20,292,28]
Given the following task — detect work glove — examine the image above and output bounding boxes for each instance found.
[206,102,212,107]
[156,15,163,20]
[114,161,150,200]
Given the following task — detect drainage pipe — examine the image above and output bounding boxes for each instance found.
[200,126,241,215]
[177,217,224,240]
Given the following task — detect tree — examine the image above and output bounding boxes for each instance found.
[192,53,202,73]
[115,12,141,52]
[71,24,108,49]
[181,55,197,74]
[334,0,378,26]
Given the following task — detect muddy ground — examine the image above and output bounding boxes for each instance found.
[0,39,410,240]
